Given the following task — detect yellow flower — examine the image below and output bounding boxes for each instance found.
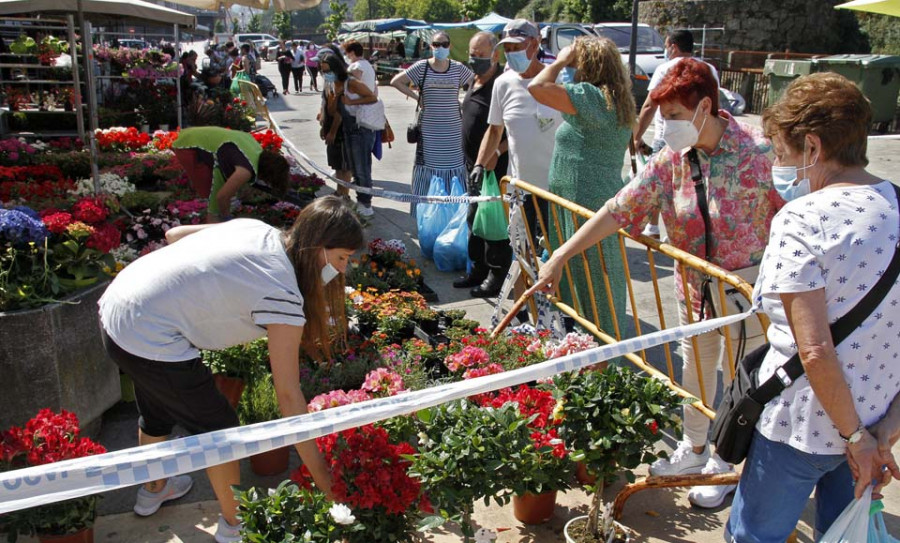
[551,399,565,422]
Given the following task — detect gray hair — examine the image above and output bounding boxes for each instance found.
[473,30,498,49]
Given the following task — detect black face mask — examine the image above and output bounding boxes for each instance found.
[468,56,493,76]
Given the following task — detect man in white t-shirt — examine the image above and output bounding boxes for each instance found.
[632,29,719,238]
[470,19,562,300]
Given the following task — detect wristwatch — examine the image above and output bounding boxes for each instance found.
[840,423,866,444]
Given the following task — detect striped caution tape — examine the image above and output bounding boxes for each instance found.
[0,309,751,515]
[278,126,505,205]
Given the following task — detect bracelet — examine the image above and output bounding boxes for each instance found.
[840,423,866,444]
[495,148,501,157]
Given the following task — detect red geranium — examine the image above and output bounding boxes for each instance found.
[41,211,74,234]
[71,196,109,224]
[1,409,106,470]
[252,129,283,153]
[86,222,121,253]
[291,425,423,515]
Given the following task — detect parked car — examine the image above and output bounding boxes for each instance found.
[234,33,278,45]
[117,38,148,49]
[542,23,652,107]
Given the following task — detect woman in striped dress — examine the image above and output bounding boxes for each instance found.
[391,31,474,215]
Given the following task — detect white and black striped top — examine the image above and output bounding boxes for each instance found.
[405,59,474,169]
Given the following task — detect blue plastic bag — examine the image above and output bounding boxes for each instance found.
[433,177,469,272]
[869,500,898,543]
[416,176,453,259]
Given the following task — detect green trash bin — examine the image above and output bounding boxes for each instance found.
[813,54,900,124]
[763,59,815,108]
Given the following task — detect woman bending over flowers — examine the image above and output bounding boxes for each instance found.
[98,196,364,543]
[171,126,290,222]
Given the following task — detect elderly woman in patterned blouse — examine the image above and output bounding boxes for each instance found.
[725,72,900,542]
[528,58,784,508]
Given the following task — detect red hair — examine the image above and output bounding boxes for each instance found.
[650,58,719,115]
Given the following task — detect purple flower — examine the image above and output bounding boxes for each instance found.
[0,207,49,246]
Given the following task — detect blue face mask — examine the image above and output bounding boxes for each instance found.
[506,49,531,74]
[560,66,577,84]
[771,145,818,202]
[323,72,336,83]
[432,46,450,60]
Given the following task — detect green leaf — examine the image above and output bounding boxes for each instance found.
[417,515,446,532]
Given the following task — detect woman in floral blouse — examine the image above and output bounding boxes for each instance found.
[528,59,783,508]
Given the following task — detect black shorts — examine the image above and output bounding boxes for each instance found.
[101,329,239,437]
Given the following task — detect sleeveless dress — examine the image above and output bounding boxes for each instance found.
[548,83,630,337]
[402,59,473,213]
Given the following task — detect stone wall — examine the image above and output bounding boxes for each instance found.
[639,0,867,55]
[0,282,120,434]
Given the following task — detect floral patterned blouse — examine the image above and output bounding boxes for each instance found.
[606,111,785,311]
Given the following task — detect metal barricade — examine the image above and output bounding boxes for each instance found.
[495,177,770,518]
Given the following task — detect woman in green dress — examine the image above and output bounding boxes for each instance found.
[528,36,634,336]
[172,126,290,222]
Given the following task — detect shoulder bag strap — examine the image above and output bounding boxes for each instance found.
[687,149,716,320]
[415,61,428,113]
[752,183,900,403]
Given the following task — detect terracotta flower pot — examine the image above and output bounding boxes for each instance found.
[213,374,245,409]
[513,490,557,525]
[38,527,94,543]
[575,462,597,485]
[250,446,290,476]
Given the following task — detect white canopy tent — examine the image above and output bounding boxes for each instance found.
[0,0,196,27]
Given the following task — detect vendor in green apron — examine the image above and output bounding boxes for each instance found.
[172,126,290,222]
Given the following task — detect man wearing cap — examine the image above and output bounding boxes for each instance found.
[471,19,562,300]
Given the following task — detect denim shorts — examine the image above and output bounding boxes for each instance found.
[726,431,853,542]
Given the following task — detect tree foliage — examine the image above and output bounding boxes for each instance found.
[272,11,293,39]
[322,0,348,41]
[459,0,494,21]
[353,0,462,22]
[248,13,263,32]
[292,7,326,32]
[214,20,225,33]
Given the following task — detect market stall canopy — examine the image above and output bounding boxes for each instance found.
[340,18,427,33]
[431,12,511,33]
[163,0,323,11]
[835,0,900,16]
[0,0,197,27]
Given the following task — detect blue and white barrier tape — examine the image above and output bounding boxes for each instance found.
[279,129,504,205]
[0,309,750,515]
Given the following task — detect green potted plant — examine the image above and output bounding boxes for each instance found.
[236,480,364,542]
[201,338,268,409]
[409,400,529,542]
[238,373,290,476]
[555,366,684,542]
[0,409,106,543]
[478,385,573,525]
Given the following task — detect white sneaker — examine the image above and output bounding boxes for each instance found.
[214,515,242,543]
[688,454,737,508]
[649,441,709,476]
[356,203,374,217]
[133,475,193,516]
[642,223,661,238]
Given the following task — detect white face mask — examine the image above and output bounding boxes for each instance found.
[772,144,818,202]
[321,248,339,285]
[662,103,707,152]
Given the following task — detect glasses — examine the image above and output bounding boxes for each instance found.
[431,41,450,48]
[503,28,533,39]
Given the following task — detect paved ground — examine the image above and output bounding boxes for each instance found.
[20,59,900,542]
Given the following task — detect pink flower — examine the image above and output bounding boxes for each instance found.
[462,363,504,380]
[544,332,598,359]
[444,346,490,372]
[361,368,406,398]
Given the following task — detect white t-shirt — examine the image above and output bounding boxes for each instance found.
[753,181,900,454]
[349,59,377,93]
[487,69,561,191]
[99,219,306,362]
[648,57,719,143]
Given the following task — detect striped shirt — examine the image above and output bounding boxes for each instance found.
[100,219,305,362]
[405,59,473,170]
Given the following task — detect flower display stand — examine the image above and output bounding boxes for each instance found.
[0,282,120,433]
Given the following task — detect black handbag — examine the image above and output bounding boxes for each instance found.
[406,62,428,144]
[712,183,900,464]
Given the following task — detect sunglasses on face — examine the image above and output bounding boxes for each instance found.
[503,28,531,38]
[431,41,450,48]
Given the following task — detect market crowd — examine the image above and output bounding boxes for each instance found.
[97,19,900,543]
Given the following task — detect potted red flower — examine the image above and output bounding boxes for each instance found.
[0,409,106,543]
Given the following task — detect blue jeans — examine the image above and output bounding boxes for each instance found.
[345,124,375,207]
[726,431,853,542]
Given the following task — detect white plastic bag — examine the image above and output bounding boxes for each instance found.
[820,487,872,543]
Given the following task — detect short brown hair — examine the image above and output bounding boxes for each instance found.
[343,39,363,57]
[257,150,290,197]
[762,72,870,167]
